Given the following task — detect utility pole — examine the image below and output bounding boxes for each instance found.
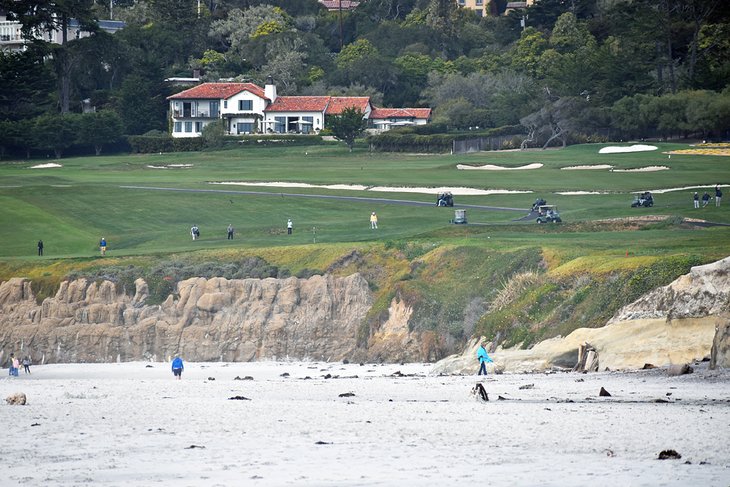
[339,0,344,49]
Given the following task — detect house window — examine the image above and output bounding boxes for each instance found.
[184,122,192,132]
[274,116,286,133]
[476,0,483,4]
[224,100,228,109]
[238,122,254,134]
[458,0,464,4]
[210,101,219,118]
[195,122,203,132]
[174,122,182,132]
[302,116,314,134]
[239,100,253,111]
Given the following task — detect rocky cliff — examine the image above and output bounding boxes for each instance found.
[0,274,383,364]
[434,256,730,373]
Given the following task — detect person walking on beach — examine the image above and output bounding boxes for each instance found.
[227,224,234,240]
[716,185,723,207]
[477,342,493,375]
[191,225,199,241]
[702,192,710,207]
[693,192,699,209]
[171,355,184,380]
[99,237,107,256]
[22,356,31,374]
[370,212,378,229]
[38,239,44,256]
[287,218,293,235]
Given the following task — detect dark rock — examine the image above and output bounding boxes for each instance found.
[472,383,488,401]
[145,365,153,368]
[315,441,331,445]
[339,392,356,397]
[667,364,693,376]
[599,387,611,397]
[207,377,215,381]
[575,378,584,382]
[185,445,206,449]
[497,395,508,401]
[323,373,332,379]
[658,449,681,460]
[234,375,254,381]
[280,372,290,377]
[519,383,534,390]
[31,423,40,427]
[642,363,656,369]
[652,398,670,403]
[228,396,251,401]
[342,359,349,364]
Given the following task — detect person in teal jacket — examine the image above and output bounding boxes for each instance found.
[171,355,184,379]
[477,343,493,375]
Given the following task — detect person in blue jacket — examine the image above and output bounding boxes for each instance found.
[171,355,184,379]
[477,342,493,375]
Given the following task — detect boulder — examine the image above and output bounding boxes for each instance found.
[6,392,26,405]
[710,318,730,369]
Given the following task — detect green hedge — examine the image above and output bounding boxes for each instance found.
[234,134,324,146]
[367,125,525,153]
[127,135,205,153]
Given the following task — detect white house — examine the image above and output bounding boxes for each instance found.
[167,78,429,138]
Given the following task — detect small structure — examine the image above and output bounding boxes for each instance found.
[453,209,467,224]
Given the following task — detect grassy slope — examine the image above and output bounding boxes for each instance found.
[1,142,728,353]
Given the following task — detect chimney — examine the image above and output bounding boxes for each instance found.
[264,76,277,103]
[193,69,200,79]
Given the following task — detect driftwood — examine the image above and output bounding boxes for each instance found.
[573,342,599,372]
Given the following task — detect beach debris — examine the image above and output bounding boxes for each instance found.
[498,395,508,401]
[234,376,254,381]
[323,373,332,379]
[145,365,153,368]
[658,449,681,460]
[207,377,215,381]
[667,364,693,376]
[604,449,615,457]
[642,363,657,369]
[339,392,356,397]
[228,396,251,401]
[573,342,599,372]
[315,441,331,445]
[519,383,535,390]
[31,423,40,427]
[471,383,489,402]
[5,392,26,405]
[280,372,290,377]
[652,398,670,403]
[599,387,612,397]
[185,445,206,449]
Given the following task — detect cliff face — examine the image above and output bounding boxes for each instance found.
[434,256,730,373]
[0,274,377,364]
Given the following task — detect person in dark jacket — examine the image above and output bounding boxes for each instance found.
[171,355,184,379]
[38,240,44,256]
[702,192,711,207]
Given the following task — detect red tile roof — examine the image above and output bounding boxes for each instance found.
[264,96,331,112]
[167,83,267,100]
[370,107,432,120]
[325,97,371,115]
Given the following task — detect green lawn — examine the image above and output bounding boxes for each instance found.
[1,142,729,261]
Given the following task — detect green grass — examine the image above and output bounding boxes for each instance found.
[1,142,728,262]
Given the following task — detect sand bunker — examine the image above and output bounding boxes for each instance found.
[456,163,543,171]
[598,144,657,154]
[667,148,730,156]
[147,164,194,169]
[561,165,613,170]
[211,181,531,196]
[555,191,610,195]
[647,184,726,194]
[612,166,669,172]
[30,163,62,169]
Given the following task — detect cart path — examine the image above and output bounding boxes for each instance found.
[119,185,528,213]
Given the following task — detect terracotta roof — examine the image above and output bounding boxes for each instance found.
[167,82,266,100]
[370,107,432,119]
[319,0,360,10]
[325,97,371,115]
[264,96,331,112]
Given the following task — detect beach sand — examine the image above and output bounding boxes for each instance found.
[1,362,728,486]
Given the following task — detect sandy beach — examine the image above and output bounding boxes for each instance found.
[1,362,728,486]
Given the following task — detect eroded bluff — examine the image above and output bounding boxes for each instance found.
[0,274,399,363]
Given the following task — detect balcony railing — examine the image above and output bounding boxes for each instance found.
[172,110,216,119]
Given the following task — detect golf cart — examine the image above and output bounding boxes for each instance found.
[631,191,654,208]
[535,205,562,223]
[437,192,454,207]
[531,197,547,211]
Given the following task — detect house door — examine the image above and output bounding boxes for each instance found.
[183,102,192,117]
[210,101,219,118]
